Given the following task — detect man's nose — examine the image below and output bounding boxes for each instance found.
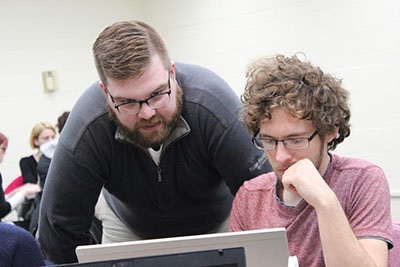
[137,102,156,119]
[274,141,292,164]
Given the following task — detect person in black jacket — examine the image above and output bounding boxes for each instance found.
[17,122,55,225]
[38,20,272,264]
[19,122,56,185]
[29,111,70,235]
[1,133,40,221]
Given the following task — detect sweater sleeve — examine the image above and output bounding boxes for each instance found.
[39,130,105,264]
[0,173,12,219]
[19,156,38,184]
[7,192,25,210]
[0,223,46,267]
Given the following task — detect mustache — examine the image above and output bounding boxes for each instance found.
[136,116,164,128]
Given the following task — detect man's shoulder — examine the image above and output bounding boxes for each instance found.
[331,154,382,172]
[242,173,276,192]
[58,81,111,151]
[19,155,35,164]
[176,62,241,124]
[329,154,387,187]
[175,62,237,100]
[70,81,108,122]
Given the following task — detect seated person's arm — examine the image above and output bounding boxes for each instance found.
[6,183,41,210]
[286,159,389,267]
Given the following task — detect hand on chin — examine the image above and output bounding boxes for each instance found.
[280,185,303,207]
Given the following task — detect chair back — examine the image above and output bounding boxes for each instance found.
[4,175,23,195]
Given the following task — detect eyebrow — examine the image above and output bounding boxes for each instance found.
[259,131,309,139]
[113,82,169,101]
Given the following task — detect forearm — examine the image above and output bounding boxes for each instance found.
[6,191,25,210]
[315,193,385,267]
[39,213,81,263]
[39,158,102,263]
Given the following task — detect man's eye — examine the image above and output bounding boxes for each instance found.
[263,140,275,145]
[291,139,304,144]
[152,90,164,97]
[118,99,134,105]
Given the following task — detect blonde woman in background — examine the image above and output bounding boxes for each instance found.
[17,122,55,226]
[19,122,56,185]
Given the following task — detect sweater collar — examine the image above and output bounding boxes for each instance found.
[115,115,191,150]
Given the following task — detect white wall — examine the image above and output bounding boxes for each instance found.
[0,0,399,220]
[144,0,400,220]
[0,0,145,182]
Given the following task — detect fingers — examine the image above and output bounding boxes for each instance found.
[19,183,41,198]
[281,159,323,206]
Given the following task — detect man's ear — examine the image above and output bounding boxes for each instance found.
[327,127,339,143]
[99,81,108,97]
[169,62,176,80]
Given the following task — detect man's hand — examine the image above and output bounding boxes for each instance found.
[281,158,334,208]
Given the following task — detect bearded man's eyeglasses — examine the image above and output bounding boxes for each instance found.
[106,72,171,115]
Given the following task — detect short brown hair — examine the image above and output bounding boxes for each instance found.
[241,54,351,151]
[57,111,70,133]
[93,20,171,86]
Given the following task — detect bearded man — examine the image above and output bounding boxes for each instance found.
[38,20,271,264]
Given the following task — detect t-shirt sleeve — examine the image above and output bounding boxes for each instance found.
[346,165,394,247]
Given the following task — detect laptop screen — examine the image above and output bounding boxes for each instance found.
[76,228,289,266]
[57,247,246,267]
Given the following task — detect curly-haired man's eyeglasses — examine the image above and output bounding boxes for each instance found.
[253,130,319,151]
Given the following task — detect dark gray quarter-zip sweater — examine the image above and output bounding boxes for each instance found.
[39,62,271,264]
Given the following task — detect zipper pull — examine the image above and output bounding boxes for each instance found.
[157,166,162,182]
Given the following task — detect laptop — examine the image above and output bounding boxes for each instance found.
[76,228,290,267]
[56,247,246,267]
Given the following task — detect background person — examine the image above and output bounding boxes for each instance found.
[39,20,271,264]
[229,54,394,267]
[1,133,41,221]
[18,122,55,224]
[19,122,56,184]
[29,111,70,235]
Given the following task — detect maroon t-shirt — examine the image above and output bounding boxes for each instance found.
[230,154,394,267]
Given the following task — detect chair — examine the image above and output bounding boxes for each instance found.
[4,175,24,195]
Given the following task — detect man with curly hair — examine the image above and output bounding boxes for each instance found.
[229,54,394,266]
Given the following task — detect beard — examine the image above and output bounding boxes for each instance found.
[315,141,324,172]
[107,86,183,148]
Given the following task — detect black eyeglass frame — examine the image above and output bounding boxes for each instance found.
[253,130,319,151]
[106,72,171,115]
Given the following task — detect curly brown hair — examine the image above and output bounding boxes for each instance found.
[241,54,351,151]
[93,20,171,86]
